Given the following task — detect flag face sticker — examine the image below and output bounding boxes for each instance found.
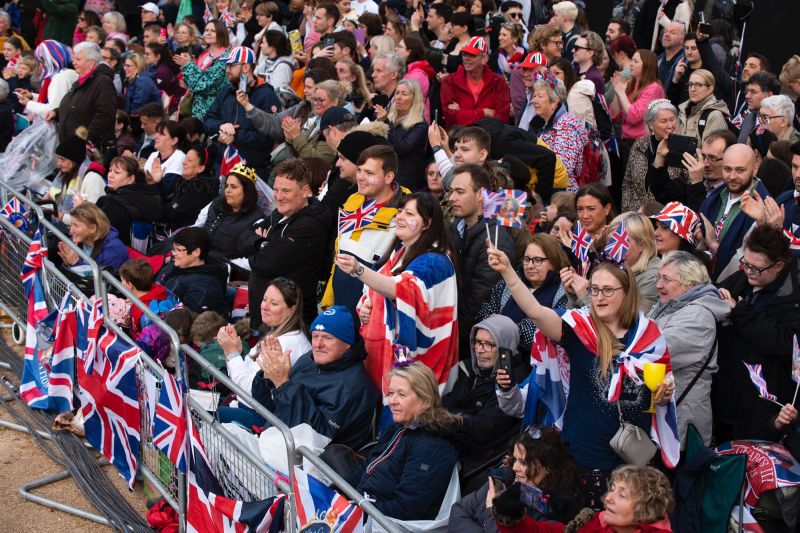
[481,189,527,228]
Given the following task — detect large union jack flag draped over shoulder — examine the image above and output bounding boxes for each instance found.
[338,199,377,234]
[289,466,363,532]
[78,298,142,489]
[153,371,188,473]
[562,308,680,468]
[187,415,285,533]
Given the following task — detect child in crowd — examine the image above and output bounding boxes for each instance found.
[188,310,229,385]
[119,258,180,340]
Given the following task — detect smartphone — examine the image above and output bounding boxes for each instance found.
[239,75,248,92]
[322,37,335,48]
[698,22,712,34]
[489,467,512,493]
[497,348,513,390]
[666,134,698,167]
[288,30,303,56]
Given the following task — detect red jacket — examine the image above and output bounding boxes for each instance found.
[440,64,510,128]
[496,512,673,533]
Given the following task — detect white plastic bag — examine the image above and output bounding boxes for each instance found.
[0,120,58,190]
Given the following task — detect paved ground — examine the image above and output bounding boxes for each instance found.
[0,330,149,532]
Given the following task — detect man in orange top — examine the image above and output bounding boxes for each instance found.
[440,36,510,129]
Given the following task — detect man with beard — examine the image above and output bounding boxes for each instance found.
[203,46,280,179]
[698,143,770,281]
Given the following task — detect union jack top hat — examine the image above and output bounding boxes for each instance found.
[223,46,256,65]
[651,201,700,244]
[462,36,488,55]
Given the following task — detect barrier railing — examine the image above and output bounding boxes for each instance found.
[0,179,402,532]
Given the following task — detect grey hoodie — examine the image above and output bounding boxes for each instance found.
[468,314,520,375]
[647,283,731,447]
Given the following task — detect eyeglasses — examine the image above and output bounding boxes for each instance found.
[507,12,522,19]
[522,255,548,266]
[687,82,710,89]
[656,274,679,284]
[759,114,784,123]
[572,45,591,51]
[700,152,723,163]
[588,285,625,297]
[473,338,497,351]
[549,39,564,47]
[739,257,775,275]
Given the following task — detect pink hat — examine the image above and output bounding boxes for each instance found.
[651,201,700,244]
[461,36,488,55]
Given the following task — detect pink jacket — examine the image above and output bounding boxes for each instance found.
[619,81,665,141]
[404,60,435,121]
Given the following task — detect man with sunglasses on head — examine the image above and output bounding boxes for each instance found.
[697,143,770,281]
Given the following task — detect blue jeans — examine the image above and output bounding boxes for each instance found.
[217,404,267,428]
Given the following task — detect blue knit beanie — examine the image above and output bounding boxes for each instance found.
[310,306,355,345]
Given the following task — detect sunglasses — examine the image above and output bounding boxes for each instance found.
[507,12,522,19]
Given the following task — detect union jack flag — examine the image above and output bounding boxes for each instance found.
[717,440,800,508]
[338,200,377,234]
[19,227,51,407]
[187,415,285,533]
[563,308,680,467]
[793,335,800,385]
[219,7,236,28]
[288,466,363,532]
[79,299,142,489]
[219,145,245,180]
[784,229,800,253]
[153,372,188,473]
[743,362,779,403]
[530,330,570,428]
[202,3,213,23]
[604,221,630,263]
[570,221,592,263]
[0,197,29,231]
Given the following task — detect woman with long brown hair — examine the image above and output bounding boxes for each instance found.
[609,49,665,143]
[489,246,677,509]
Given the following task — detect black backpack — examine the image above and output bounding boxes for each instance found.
[591,95,614,142]
[697,108,740,139]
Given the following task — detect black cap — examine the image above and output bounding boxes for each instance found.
[55,135,87,163]
[337,131,389,164]
[319,106,355,132]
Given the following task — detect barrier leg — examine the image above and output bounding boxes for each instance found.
[19,471,114,527]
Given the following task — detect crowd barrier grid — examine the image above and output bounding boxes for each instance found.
[0,179,403,531]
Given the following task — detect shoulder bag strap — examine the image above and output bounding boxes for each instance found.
[676,340,717,406]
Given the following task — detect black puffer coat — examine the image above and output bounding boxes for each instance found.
[202,197,264,263]
[97,183,164,246]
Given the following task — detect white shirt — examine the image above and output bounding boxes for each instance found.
[351,0,379,15]
[144,149,186,177]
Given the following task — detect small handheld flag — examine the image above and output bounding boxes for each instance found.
[792,334,800,405]
[481,189,527,228]
[571,221,592,264]
[604,221,630,264]
[743,362,782,406]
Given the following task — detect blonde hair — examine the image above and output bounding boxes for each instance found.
[369,35,396,57]
[387,78,425,129]
[605,465,674,524]
[779,55,800,89]
[70,203,111,244]
[660,250,710,289]
[388,363,461,432]
[552,1,578,21]
[689,68,715,90]
[103,11,127,33]
[608,212,656,274]
[336,59,371,106]
[589,263,640,378]
[314,79,345,105]
[125,53,146,76]
[211,0,240,18]
[175,22,201,45]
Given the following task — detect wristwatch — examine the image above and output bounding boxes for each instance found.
[352,265,365,278]
[431,145,443,154]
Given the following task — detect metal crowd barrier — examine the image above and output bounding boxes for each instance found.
[0,179,402,533]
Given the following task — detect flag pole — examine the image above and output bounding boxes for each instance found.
[494,224,498,249]
[793,381,799,405]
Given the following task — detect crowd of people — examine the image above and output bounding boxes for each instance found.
[3,0,800,530]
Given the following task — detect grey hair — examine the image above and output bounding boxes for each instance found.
[73,42,103,65]
[0,78,8,102]
[645,99,678,129]
[533,78,567,103]
[661,250,710,289]
[314,79,345,104]
[375,52,406,77]
[0,11,10,24]
[761,94,795,120]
